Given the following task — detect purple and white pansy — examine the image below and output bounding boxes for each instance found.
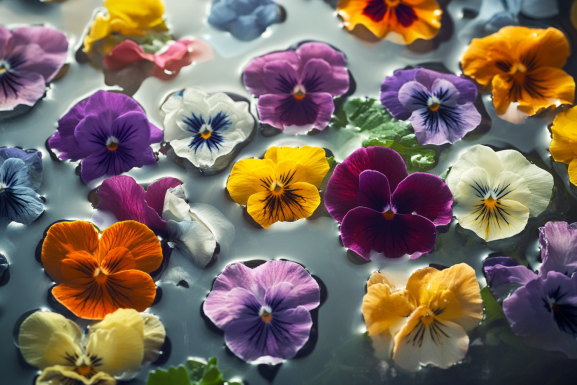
[381,68,481,145]
[203,260,320,364]
[243,42,350,134]
[483,221,577,358]
[0,26,68,118]
[324,146,453,261]
[47,90,163,184]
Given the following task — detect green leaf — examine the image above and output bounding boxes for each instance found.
[320,156,337,191]
[362,139,436,172]
[480,286,505,327]
[199,357,225,385]
[147,365,191,385]
[185,359,207,382]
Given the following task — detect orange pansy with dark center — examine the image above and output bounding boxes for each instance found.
[337,0,442,44]
[41,220,163,319]
[461,26,575,121]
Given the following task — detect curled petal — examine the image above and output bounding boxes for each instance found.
[166,220,216,267]
[144,177,182,218]
[539,221,577,277]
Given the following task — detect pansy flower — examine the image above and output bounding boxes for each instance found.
[161,88,256,172]
[446,145,553,242]
[203,260,320,364]
[227,146,330,228]
[243,42,350,134]
[380,68,481,145]
[19,308,165,384]
[47,90,163,184]
[0,147,44,225]
[41,220,163,319]
[336,0,442,44]
[362,263,483,371]
[549,105,577,186]
[0,26,68,116]
[461,26,575,123]
[324,146,452,260]
[208,0,282,41]
[95,175,235,268]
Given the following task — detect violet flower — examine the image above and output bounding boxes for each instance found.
[381,68,481,145]
[47,90,163,183]
[243,42,350,134]
[324,147,453,260]
[203,260,320,364]
[0,26,68,114]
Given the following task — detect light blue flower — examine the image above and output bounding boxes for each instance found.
[486,0,559,33]
[208,0,281,41]
[0,148,44,225]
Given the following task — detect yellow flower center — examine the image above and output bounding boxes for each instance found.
[0,67,5,75]
[200,124,212,139]
[420,308,436,325]
[383,209,395,220]
[271,181,284,193]
[76,365,93,376]
[484,196,497,209]
[509,63,527,75]
[106,136,119,151]
[429,103,440,111]
[293,85,306,100]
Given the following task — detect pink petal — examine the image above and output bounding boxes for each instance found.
[144,177,182,217]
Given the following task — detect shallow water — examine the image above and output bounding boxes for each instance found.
[1,0,577,384]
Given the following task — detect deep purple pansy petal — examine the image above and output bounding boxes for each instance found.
[411,103,482,145]
[82,90,143,128]
[0,70,46,110]
[380,68,419,120]
[340,206,437,260]
[74,114,110,153]
[48,99,90,161]
[539,221,577,278]
[80,145,154,183]
[357,170,391,212]
[224,287,262,321]
[148,122,164,144]
[262,60,300,94]
[300,57,348,97]
[243,51,301,96]
[111,111,152,145]
[253,260,320,311]
[482,256,519,275]
[486,264,537,301]
[144,177,182,218]
[503,272,577,358]
[96,175,167,234]
[295,42,347,69]
[414,68,478,105]
[257,92,333,130]
[391,172,453,225]
[398,81,430,112]
[324,147,408,223]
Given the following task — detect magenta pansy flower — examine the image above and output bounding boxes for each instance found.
[203,260,320,364]
[0,26,67,113]
[324,147,453,260]
[243,42,350,134]
[380,68,481,145]
[47,90,163,183]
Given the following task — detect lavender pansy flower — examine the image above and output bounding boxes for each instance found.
[0,147,44,225]
[161,88,255,172]
[381,68,481,145]
[539,221,577,278]
[203,260,320,364]
[324,147,453,261]
[208,0,281,41]
[0,26,68,115]
[47,90,163,183]
[486,0,559,32]
[243,42,350,134]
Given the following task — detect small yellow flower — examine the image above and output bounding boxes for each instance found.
[227,146,330,228]
[550,106,577,186]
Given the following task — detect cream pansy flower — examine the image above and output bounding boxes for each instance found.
[161,88,255,171]
[447,145,553,241]
[18,309,165,385]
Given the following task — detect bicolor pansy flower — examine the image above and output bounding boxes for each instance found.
[48,90,163,184]
[243,42,350,134]
[19,309,165,384]
[336,0,442,44]
[161,88,255,172]
[362,264,483,371]
[446,145,553,242]
[203,260,320,364]
[226,146,330,228]
[0,147,44,225]
[381,68,481,145]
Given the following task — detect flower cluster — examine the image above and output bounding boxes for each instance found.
[227,146,330,228]
[446,145,553,242]
[362,264,483,371]
[243,42,350,134]
[325,146,453,261]
[203,260,320,364]
[19,308,165,385]
[484,221,577,357]
[208,0,281,41]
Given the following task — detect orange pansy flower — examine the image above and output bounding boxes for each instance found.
[337,0,442,44]
[41,220,163,320]
[461,26,575,120]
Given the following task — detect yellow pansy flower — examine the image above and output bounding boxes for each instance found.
[550,106,577,186]
[84,0,167,53]
[362,264,483,372]
[227,146,330,228]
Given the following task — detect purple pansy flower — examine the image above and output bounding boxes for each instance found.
[324,147,453,260]
[47,90,163,183]
[203,260,320,364]
[243,42,350,134]
[0,26,68,113]
[380,68,481,145]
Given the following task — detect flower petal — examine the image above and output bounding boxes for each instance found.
[414,69,478,105]
[0,148,43,189]
[362,281,413,336]
[516,27,570,70]
[380,68,420,120]
[165,219,216,268]
[264,146,330,188]
[36,366,116,385]
[539,221,577,278]
[161,185,190,222]
[0,69,46,110]
[49,99,90,161]
[300,57,349,97]
[142,313,166,363]
[83,90,144,129]
[0,159,44,224]
[486,264,536,301]
[144,177,182,218]
[398,81,431,112]
[188,203,236,255]
[257,92,334,131]
[357,170,392,212]
[227,158,276,205]
[411,103,481,145]
[243,51,301,96]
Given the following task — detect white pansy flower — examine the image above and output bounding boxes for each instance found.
[161,88,255,171]
[447,145,553,242]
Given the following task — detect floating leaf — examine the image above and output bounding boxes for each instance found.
[480,286,505,327]
[147,365,191,385]
[148,357,242,385]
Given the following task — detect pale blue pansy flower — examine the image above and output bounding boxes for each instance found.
[207,0,281,41]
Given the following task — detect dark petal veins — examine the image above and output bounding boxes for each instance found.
[258,187,309,224]
[185,111,229,154]
[273,71,299,94]
[0,54,26,100]
[301,69,324,94]
[543,286,577,335]
[395,3,418,27]
[363,0,387,22]
[357,170,392,212]
[419,105,463,134]
[406,319,450,348]
[276,94,320,127]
